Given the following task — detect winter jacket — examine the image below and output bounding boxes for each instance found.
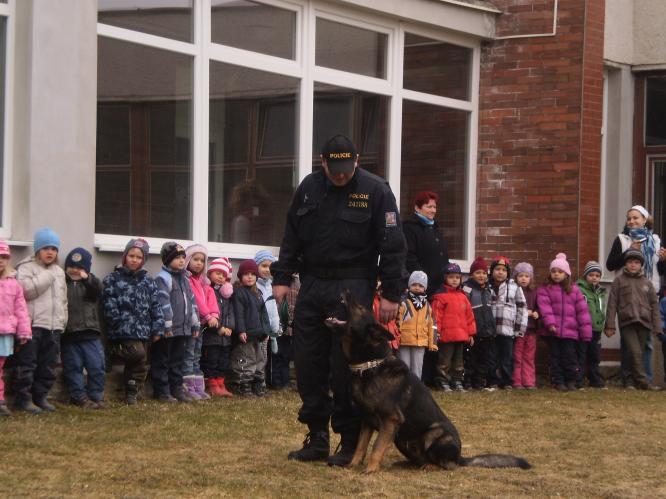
[155,267,200,337]
[16,256,67,331]
[605,270,660,333]
[0,272,31,339]
[402,213,449,296]
[537,283,593,341]
[256,276,281,336]
[102,266,165,341]
[661,297,666,332]
[431,285,476,343]
[63,273,103,341]
[397,296,436,350]
[490,279,527,338]
[188,272,220,325]
[232,286,271,341]
[521,287,538,333]
[373,294,401,350]
[203,285,235,347]
[576,279,607,332]
[462,278,496,338]
[606,233,664,292]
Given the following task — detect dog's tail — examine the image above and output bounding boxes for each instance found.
[460,454,531,470]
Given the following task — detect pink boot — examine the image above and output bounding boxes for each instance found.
[184,376,202,401]
[194,375,210,400]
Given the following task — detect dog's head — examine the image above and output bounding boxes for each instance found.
[325,290,394,362]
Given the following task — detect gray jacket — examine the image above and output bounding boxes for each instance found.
[16,256,67,331]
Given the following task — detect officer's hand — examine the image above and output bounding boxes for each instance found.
[378,297,399,324]
[272,285,289,304]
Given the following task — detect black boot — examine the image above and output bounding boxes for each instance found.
[172,386,194,403]
[33,395,56,412]
[126,380,139,406]
[327,432,358,467]
[12,394,42,414]
[287,429,330,461]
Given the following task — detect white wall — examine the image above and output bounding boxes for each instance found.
[605,0,666,66]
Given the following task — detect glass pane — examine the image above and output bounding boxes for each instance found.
[97,37,193,238]
[0,18,6,223]
[654,161,666,251]
[316,18,387,79]
[209,61,299,246]
[211,0,296,60]
[646,77,666,146]
[98,0,193,43]
[403,32,471,101]
[313,83,388,178]
[401,101,468,259]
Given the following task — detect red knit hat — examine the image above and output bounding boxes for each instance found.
[490,255,511,275]
[208,257,233,278]
[469,256,488,274]
[237,259,259,278]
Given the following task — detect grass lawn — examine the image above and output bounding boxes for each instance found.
[2,388,665,498]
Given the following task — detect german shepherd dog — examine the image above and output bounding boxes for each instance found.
[326,291,531,474]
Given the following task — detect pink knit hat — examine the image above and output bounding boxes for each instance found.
[208,257,233,278]
[0,240,10,257]
[185,243,208,273]
[549,253,571,276]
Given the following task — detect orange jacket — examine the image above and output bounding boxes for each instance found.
[373,294,400,349]
[431,285,476,343]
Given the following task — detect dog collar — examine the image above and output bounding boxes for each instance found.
[348,358,385,374]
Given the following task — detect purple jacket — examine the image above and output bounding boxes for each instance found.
[537,283,592,341]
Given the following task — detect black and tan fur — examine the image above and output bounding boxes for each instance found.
[326,291,531,473]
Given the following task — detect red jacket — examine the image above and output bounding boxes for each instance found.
[431,285,476,343]
[373,294,400,350]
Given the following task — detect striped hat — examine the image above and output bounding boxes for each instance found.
[0,240,10,257]
[208,257,233,278]
[582,261,602,277]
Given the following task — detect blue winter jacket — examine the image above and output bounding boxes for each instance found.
[155,267,200,337]
[102,266,165,341]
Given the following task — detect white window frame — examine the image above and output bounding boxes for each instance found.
[0,0,14,239]
[94,0,480,266]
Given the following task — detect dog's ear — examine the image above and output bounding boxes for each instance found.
[366,323,395,343]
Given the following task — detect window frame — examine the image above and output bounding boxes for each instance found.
[95,0,480,266]
[0,0,13,239]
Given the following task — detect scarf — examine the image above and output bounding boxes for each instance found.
[415,212,435,226]
[408,291,427,309]
[623,227,656,279]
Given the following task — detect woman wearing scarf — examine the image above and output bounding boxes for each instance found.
[606,205,666,386]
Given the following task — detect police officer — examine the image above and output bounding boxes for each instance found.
[271,134,407,466]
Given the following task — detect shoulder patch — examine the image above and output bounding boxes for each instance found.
[385,211,397,227]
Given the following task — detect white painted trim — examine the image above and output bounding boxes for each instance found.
[386,25,404,203]
[466,41,480,262]
[298,0,314,182]
[0,0,13,239]
[313,65,392,95]
[401,88,473,111]
[632,63,666,73]
[436,0,501,14]
[208,43,303,79]
[97,22,197,55]
[598,70,608,266]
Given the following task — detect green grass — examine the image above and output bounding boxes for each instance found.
[2,388,666,497]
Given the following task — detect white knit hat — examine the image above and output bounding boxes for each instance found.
[408,270,428,289]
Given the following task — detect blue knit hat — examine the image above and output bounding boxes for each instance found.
[254,249,276,266]
[34,228,60,253]
[65,247,92,273]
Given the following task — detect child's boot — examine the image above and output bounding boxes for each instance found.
[33,395,56,412]
[183,375,202,400]
[206,378,224,398]
[0,401,11,416]
[125,380,139,406]
[217,377,233,398]
[172,385,194,403]
[194,375,210,400]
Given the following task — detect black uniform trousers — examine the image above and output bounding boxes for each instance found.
[293,275,374,436]
[150,335,187,396]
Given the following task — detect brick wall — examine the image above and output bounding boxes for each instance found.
[477,0,605,280]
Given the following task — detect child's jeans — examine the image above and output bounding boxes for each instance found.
[61,338,106,402]
[466,336,492,388]
[620,323,650,388]
[182,334,203,376]
[434,341,465,385]
[397,345,426,380]
[512,333,536,387]
[151,335,187,396]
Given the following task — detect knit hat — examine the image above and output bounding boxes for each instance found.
[444,262,462,274]
[65,247,92,273]
[0,240,10,257]
[34,228,60,253]
[185,243,208,273]
[237,259,259,278]
[630,205,650,219]
[513,262,534,279]
[254,249,276,266]
[469,256,488,274]
[490,255,511,275]
[622,248,645,264]
[122,238,149,267]
[160,241,186,266]
[582,261,603,277]
[408,270,428,289]
[549,253,571,276]
[208,257,233,278]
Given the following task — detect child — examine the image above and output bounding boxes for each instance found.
[13,228,67,413]
[273,273,300,390]
[431,263,476,392]
[153,242,200,403]
[202,257,234,397]
[659,295,666,386]
[605,249,661,390]
[0,241,31,416]
[254,250,281,388]
[62,248,106,409]
[373,280,401,352]
[511,262,539,389]
[462,257,496,390]
[230,259,272,396]
[537,253,592,391]
[102,238,164,405]
[576,261,607,389]
[489,256,527,390]
[183,244,219,400]
[397,270,437,379]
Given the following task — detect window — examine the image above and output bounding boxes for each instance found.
[96,1,479,261]
[646,76,666,146]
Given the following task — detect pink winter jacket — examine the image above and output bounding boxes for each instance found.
[0,272,32,339]
[188,273,220,325]
[537,283,592,341]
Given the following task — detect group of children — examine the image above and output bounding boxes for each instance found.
[0,228,296,415]
[394,250,665,392]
